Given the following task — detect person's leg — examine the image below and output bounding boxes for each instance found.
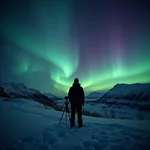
[71,105,76,127]
[77,105,83,127]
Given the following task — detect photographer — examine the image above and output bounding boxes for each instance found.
[68,78,85,128]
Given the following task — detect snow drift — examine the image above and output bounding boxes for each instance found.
[0,98,150,150]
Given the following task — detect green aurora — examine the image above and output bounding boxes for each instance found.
[0,0,150,96]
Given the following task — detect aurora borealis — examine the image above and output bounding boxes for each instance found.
[0,0,150,96]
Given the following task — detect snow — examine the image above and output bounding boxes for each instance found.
[0,98,150,150]
[0,82,41,97]
[43,93,59,100]
[41,97,150,120]
[99,83,150,103]
[92,83,150,119]
[1,82,150,120]
[108,83,150,96]
[86,91,106,99]
[83,101,150,120]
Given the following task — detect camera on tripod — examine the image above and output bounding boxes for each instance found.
[65,96,69,100]
[57,96,71,127]
[64,96,69,107]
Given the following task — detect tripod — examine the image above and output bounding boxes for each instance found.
[57,100,71,127]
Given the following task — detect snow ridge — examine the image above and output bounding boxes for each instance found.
[86,91,106,99]
[0,82,55,107]
[97,83,150,110]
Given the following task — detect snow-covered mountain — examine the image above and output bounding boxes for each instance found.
[1,82,150,120]
[0,82,55,107]
[43,93,57,99]
[81,83,150,120]
[43,93,63,100]
[97,83,150,110]
[0,82,39,97]
[86,91,106,99]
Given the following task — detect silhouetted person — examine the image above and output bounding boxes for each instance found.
[68,78,85,128]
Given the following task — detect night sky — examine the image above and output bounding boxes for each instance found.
[0,0,150,96]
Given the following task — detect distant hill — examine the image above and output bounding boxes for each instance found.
[86,91,106,99]
[0,82,55,107]
[97,83,150,110]
[43,93,63,100]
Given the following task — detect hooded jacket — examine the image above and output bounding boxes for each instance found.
[68,82,85,106]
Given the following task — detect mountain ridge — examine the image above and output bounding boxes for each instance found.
[97,83,150,110]
[0,82,56,107]
[86,91,106,99]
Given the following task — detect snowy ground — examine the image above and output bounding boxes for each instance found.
[55,99,150,120]
[0,98,150,150]
[83,102,150,120]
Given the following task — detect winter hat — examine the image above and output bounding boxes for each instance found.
[74,78,79,83]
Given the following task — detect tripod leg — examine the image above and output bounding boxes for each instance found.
[66,109,67,125]
[66,108,71,125]
[57,108,65,127]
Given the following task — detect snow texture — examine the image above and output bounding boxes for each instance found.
[0,82,40,98]
[0,98,150,150]
[99,83,150,102]
[86,91,106,99]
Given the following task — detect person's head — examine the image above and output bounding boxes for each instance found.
[74,78,79,83]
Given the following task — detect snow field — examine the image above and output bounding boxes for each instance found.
[0,98,150,150]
